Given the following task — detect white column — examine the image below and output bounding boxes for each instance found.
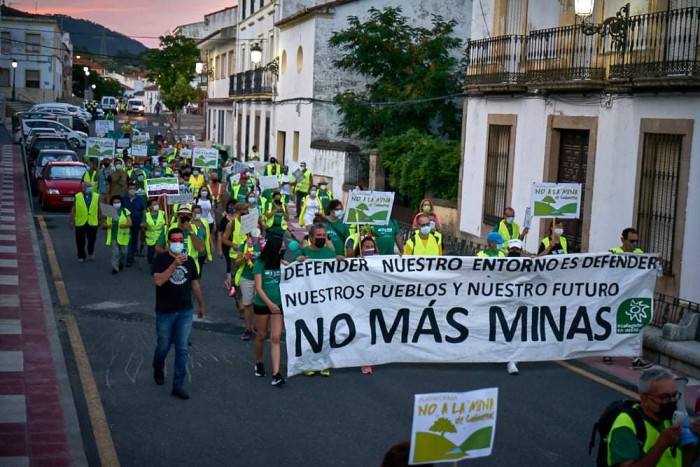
[260,106,268,161]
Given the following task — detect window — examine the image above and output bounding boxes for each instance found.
[296,46,303,73]
[242,0,247,19]
[25,33,40,54]
[25,69,40,88]
[637,133,682,275]
[483,124,512,225]
[1,32,11,54]
[281,50,287,75]
[0,68,9,87]
[293,131,299,162]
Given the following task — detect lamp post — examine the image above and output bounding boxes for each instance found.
[250,43,262,66]
[575,1,630,52]
[11,59,17,101]
[83,66,90,98]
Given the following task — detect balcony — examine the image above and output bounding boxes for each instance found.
[228,69,275,97]
[465,7,700,92]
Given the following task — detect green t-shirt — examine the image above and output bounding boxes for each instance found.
[239,241,262,280]
[608,411,678,466]
[325,219,350,255]
[373,219,400,255]
[318,190,332,214]
[298,246,337,260]
[252,260,281,307]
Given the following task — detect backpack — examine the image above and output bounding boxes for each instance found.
[588,399,646,466]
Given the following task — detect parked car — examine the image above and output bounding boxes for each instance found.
[37,161,87,210]
[29,103,91,122]
[21,119,87,149]
[26,135,72,167]
[31,149,80,195]
[13,112,57,143]
[127,99,145,116]
[25,128,60,147]
[101,96,117,114]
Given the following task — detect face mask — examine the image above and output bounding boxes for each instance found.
[128,189,136,196]
[429,221,436,230]
[333,209,343,218]
[152,205,159,211]
[310,190,317,196]
[496,243,503,251]
[630,241,639,250]
[179,216,191,223]
[170,242,184,255]
[320,185,327,190]
[506,216,514,224]
[363,248,375,256]
[274,198,281,204]
[420,226,431,235]
[138,176,144,181]
[193,171,199,176]
[657,401,676,421]
[508,251,521,257]
[247,197,256,204]
[227,207,235,214]
[161,162,167,167]
[422,205,431,212]
[251,228,261,238]
[115,164,123,171]
[200,191,208,197]
[554,228,564,236]
[313,238,326,249]
[194,214,202,220]
[85,187,93,195]
[210,178,218,183]
[113,202,121,209]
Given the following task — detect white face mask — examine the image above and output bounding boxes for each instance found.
[554,228,564,236]
[251,228,261,238]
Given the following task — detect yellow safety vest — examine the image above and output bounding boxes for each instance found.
[497,220,521,252]
[477,249,505,257]
[144,211,165,246]
[263,201,287,230]
[207,183,224,205]
[296,169,312,193]
[82,170,97,184]
[74,192,99,227]
[106,208,131,246]
[189,174,205,194]
[233,240,263,286]
[405,233,441,255]
[414,229,443,247]
[541,236,568,254]
[609,246,644,254]
[265,164,281,176]
[228,218,246,259]
[193,221,212,261]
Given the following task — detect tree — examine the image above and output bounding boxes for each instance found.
[378,129,460,204]
[428,417,458,438]
[160,76,199,133]
[328,7,465,145]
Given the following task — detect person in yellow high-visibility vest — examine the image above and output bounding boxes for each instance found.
[404,213,442,256]
[294,162,312,218]
[188,167,206,196]
[493,207,529,253]
[141,198,166,265]
[191,204,213,275]
[104,195,132,274]
[477,232,505,258]
[263,191,288,237]
[69,182,99,262]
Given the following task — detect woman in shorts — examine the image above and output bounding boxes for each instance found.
[235,228,265,341]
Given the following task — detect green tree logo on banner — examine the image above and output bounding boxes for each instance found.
[616,298,652,334]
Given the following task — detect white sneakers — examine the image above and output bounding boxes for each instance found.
[507,361,519,375]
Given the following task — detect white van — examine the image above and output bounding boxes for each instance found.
[101,96,117,114]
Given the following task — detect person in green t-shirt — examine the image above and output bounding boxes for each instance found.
[372,218,403,255]
[324,199,350,257]
[252,234,286,387]
[235,228,265,342]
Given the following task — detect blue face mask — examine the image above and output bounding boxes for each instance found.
[85,187,93,195]
[170,242,185,255]
[333,209,343,218]
[506,216,514,224]
[247,197,256,204]
[496,243,503,250]
[419,226,431,235]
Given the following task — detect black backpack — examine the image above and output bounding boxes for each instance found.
[589,399,646,466]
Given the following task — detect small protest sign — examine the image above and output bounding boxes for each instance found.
[292,168,305,183]
[343,190,395,225]
[86,138,115,161]
[239,211,260,235]
[132,134,149,145]
[409,388,498,464]
[99,202,119,221]
[192,148,219,168]
[179,148,192,161]
[131,144,148,157]
[146,177,179,197]
[530,183,582,218]
[167,186,194,205]
[116,138,131,149]
[259,175,280,192]
[95,120,114,137]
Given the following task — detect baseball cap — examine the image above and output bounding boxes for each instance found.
[177,204,192,214]
[486,232,504,244]
[508,239,523,249]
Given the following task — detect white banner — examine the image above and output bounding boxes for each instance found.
[280,253,658,376]
[343,190,395,225]
[146,177,179,197]
[410,389,497,464]
[179,148,192,160]
[530,183,582,218]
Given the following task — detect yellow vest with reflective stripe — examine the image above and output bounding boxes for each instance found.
[74,192,99,227]
[296,169,312,193]
[497,220,520,242]
[541,236,568,254]
[405,233,441,255]
[144,211,165,246]
[228,218,246,259]
[189,174,205,194]
[264,201,287,230]
[194,221,212,261]
[106,209,131,246]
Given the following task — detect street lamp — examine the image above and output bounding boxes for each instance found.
[575,1,630,51]
[11,59,17,101]
[195,61,203,75]
[250,43,262,65]
[83,67,90,97]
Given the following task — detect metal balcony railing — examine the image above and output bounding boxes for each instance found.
[465,7,700,88]
[228,68,274,96]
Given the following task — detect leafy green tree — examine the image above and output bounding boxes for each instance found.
[428,417,458,438]
[145,35,200,94]
[160,76,199,132]
[378,129,460,203]
[328,7,464,145]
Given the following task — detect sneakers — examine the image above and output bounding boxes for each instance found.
[171,387,190,400]
[507,362,519,375]
[255,362,266,377]
[77,258,85,263]
[153,368,165,385]
[303,371,316,376]
[88,254,95,261]
[603,356,613,364]
[241,329,253,341]
[319,369,331,377]
[361,366,373,375]
[632,358,653,370]
[271,373,286,386]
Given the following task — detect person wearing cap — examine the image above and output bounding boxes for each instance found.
[317,179,333,214]
[493,207,529,253]
[246,163,259,187]
[507,238,524,257]
[295,162,312,218]
[404,213,442,255]
[538,219,568,256]
[248,145,261,162]
[156,205,206,264]
[265,157,281,176]
[478,232,505,257]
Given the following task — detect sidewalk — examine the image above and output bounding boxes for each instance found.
[0,139,86,465]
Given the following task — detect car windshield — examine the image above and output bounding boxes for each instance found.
[38,153,76,166]
[48,166,86,180]
[34,141,70,152]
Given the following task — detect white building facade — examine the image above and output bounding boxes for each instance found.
[460,0,700,302]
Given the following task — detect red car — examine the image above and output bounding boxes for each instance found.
[37,161,88,209]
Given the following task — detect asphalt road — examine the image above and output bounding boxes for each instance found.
[33,115,638,466]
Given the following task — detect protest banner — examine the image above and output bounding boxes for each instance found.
[131,143,148,157]
[410,388,498,464]
[279,253,658,376]
[146,177,179,197]
[95,120,114,137]
[167,186,194,205]
[192,148,219,169]
[99,202,119,221]
[240,211,260,235]
[259,175,280,192]
[132,134,150,145]
[343,190,394,225]
[86,138,115,161]
[530,183,582,218]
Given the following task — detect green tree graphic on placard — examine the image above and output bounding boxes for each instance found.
[429,417,458,438]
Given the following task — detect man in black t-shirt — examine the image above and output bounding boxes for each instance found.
[151,228,205,400]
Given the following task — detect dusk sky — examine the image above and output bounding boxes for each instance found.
[16,0,236,48]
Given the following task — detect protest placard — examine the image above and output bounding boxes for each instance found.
[259,175,280,192]
[179,148,192,161]
[530,183,582,218]
[116,138,130,149]
[279,253,658,376]
[131,144,148,157]
[192,148,219,168]
[146,177,179,197]
[410,388,498,464]
[292,168,305,183]
[99,202,119,221]
[95,120,114,137]
[132,134,149,145]
[343,190,394,225]
[239,211,260,235]
[167,186,194,205]
[86,138,115,161]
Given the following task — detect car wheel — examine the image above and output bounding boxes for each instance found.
[69,138,80,150]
